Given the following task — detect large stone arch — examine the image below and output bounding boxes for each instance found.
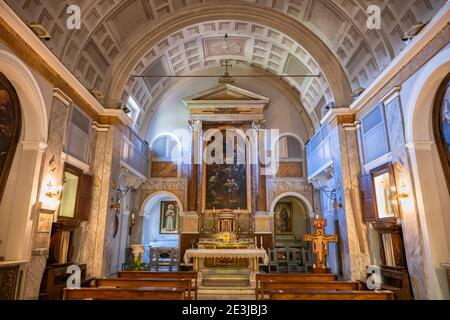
[404,46,450,299]
[106,3,352,109]
[0,49,48,261]
[140,190,185,215]
[269,191,314,217]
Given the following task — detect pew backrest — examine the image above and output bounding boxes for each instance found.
[257,281,360,300]
[63,287,185,300]
[91,278,194,299]
[269,290,394,300]
[117,271,198,299]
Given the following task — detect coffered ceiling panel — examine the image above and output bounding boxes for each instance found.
[5,0,446,132]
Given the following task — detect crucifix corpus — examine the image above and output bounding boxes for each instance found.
[303,216,338,274]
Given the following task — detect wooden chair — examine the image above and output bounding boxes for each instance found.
[118,271,198,300]
[269,290,394,300]
[301,245,313,273]
[286,248,302,273]
[91,278,195,300]
[63,287,185,300]
[267,248,280,273]
[256,281,360,300]
[150,247,178,271]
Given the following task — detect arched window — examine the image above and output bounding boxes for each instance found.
[151,135,181,161]
[275,135,304,177]
[433,73,450,191]
[150,135,181,177]
[0,72,21,201]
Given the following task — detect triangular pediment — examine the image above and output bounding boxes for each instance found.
[183,84,270,104]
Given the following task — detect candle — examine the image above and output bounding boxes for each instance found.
[260,236,263,248]
[315,214,319,220]
[254,236,257,246]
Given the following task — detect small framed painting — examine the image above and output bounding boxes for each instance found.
[160,201,179,234]
[274,202,293,234]
[371,164,398,220]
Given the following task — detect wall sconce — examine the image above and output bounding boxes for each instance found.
[332,200,343,209]
[130,211,136,226]
[394,182,409,200]
[40,177,61,211]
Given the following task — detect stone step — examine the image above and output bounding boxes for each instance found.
[198,286,255,295]
[201,279,250,287]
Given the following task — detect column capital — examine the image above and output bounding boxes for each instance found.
[188,119,202,132]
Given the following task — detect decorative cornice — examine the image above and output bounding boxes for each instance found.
[20,140,47,152]
[0,7,132,128]
[52,88,72,106]
[380,86,402,106]
[405,140,434,151]
[320,107,355,126]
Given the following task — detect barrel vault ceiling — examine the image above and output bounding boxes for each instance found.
[5,0,446,131]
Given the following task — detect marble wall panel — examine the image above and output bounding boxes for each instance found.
[384,96,428,299]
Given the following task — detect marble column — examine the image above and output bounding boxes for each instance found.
[186,120,202,212]
[80,123,122,278]
[383,92,428,299]
[326,112,371,281]
[23,89,70,299]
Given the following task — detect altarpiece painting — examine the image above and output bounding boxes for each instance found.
[0,72,21,202]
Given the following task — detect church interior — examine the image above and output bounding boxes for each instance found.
[0,0,449,301]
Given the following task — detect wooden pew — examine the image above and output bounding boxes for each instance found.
[256,273,338,299]
[63,287,185,300]
[269,290,394,300]
[118,271,198,299]
[91,278,194,300]
[380,266,412,300]
[256,281,360,300]
[256,273,338,282]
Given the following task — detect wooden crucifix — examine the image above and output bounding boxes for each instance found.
[304,216,338,274]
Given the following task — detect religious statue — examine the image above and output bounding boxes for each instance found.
[303,216,338,273]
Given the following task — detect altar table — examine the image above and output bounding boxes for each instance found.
[184,248,269,286]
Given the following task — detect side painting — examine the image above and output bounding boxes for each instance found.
[434,75,450,191]
[160,201,179,234]
[0,72,21,201]
[274,202,293,234]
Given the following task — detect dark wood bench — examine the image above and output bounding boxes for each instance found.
[380,266,413,300]
[256,273,338,282]
[91,278,194,300]
[118,271,198,299]
[39,263,90,300]
[256,281,360,300]
[269,290,394,300]
[256,273,338,299]
[63,287,185,300]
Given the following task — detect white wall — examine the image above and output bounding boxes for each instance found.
[403,45,450,299]
[141,195,180,262]
[145,65,311,146]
